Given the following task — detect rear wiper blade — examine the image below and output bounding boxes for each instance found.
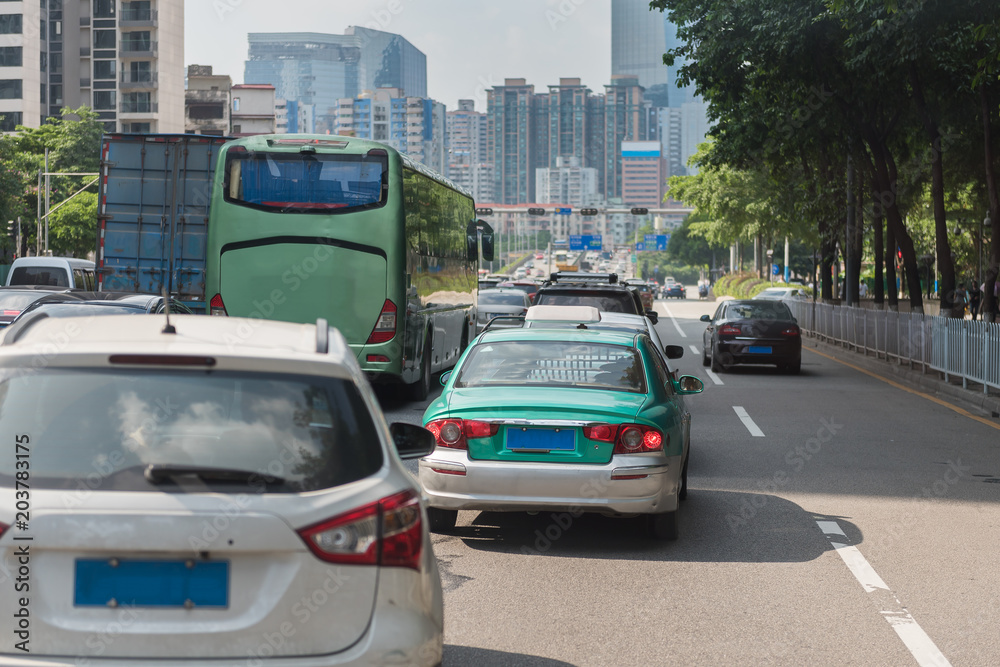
[143,464,284,485]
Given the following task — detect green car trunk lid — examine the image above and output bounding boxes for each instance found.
[441,387,647,464]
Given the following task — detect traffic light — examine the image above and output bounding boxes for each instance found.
[527,208,546,216]
[475,207,494,216]
[580,208,599,216]
[630,208,649,215]
[6,220,12,237]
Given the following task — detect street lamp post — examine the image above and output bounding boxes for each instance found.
[766,249,774,283]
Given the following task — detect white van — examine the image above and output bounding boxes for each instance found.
[5,257,96,289]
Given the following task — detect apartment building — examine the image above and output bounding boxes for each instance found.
[230,83,275,137]
[0,0,183,133]
[185,64,229,136]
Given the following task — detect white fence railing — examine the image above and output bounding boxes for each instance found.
[787,301,1000,395]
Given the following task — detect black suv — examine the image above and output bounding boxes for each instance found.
[531,272,659,324]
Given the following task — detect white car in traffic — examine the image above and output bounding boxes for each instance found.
[0,314,442,666]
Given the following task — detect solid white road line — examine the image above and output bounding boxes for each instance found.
[661,304,687,338]
[816,520,952,667]
[732,406,764,437]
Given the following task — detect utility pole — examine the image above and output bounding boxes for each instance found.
[44,148,50,256]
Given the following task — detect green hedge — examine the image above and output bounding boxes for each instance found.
[713,272,813,299]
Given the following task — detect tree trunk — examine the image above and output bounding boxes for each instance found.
[886,212,899,310]
[820,218,834,301]
[910,64,956,315]
[874,194,885,306]
[883,144,924,312]
[981,84,1000,322]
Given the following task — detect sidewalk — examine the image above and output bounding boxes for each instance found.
[802,334,1000,420]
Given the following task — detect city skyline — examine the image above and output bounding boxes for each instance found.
[185,0,624,112]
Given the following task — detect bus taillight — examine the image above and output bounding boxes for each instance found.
[210,294,228,316]
[367,300,397,344]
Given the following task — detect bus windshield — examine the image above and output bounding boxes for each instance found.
[223,150,387,213]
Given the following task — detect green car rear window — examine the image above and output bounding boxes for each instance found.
[455,341,646,393]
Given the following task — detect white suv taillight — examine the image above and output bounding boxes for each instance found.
[367,299,397,343]
[298,490,423,570]
[209,293,228,316]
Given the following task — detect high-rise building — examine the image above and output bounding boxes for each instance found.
[487,78,543,204]
[1,0,184,133]
[621,140,667,207]
[245,30,426,136]
[611,0,669,91]
[535,157,598,208]
[335,88,446,174]
[604,75,649,200]
[447,99,493,203]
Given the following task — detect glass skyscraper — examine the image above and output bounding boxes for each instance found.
[610,0,695,109]
[245,29,426,134]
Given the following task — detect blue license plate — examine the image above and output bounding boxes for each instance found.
[748,346,772,354]
[506,428,575,451]
[74,559,229,608]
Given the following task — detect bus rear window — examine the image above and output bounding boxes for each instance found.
[224,150,387,213]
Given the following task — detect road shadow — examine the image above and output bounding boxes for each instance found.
[444,645,577,666]
[439,490,859,563]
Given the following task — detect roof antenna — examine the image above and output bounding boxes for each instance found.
[161,287,176,335]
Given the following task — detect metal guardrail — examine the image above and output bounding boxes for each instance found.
[787,301,1000,395]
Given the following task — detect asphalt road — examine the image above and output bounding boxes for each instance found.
[376,292,1000,667]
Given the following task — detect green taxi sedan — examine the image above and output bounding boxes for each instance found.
[419,308,704,540]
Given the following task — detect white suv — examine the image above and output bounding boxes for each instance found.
[0,314,443,666]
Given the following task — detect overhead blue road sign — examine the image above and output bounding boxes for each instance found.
[570,235,602,251]
[555,207,572,215]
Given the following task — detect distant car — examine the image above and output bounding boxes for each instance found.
[5,256,96,289]
[476,288,532,333]
[532,273,656,323]
[664,282,685,299]
[420,306,705,540]
[0,315,443,664]
[624,279,655,310]
[754,287,807,301]
[496,280,540,301]
[11,292,196,324]
[701,299,802,373]
[536,253,545,260]
[514,267,528,279]
[0,287,73,328]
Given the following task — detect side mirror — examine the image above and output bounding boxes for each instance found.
[439,370,452,386]
[677,375,705,395]
[700,315,711,322]
[466,222,479,262]
[478,220,495,262]
[664,344,684,360]
[645,310,659,325]
[390,422,436,459]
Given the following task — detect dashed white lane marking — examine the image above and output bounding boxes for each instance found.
[688,346,723,385]
[661,304,687,338]
[816,520,952,667]
[732,406,764,437]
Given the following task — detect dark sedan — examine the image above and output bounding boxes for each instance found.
[0,287,74,327]
[10,292,194,324]
[700,299,801,373]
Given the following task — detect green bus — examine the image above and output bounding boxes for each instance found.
[205,135,493,399]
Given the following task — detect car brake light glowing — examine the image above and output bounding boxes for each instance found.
[719,324,741,335]
[781,327,800,336]
[0,522,7,539]
[612,424,665,454]
[367,300,397,344]
[298,490,423,570]
[209,293,227,316]
[366,355,390,363]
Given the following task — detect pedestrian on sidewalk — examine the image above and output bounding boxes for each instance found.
[955,283,968,318]
[969,283,982,320]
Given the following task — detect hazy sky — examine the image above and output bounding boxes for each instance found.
[184,0,614,111]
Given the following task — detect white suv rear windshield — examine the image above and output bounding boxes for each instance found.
[0,369,383,493]
[455,341,646,393]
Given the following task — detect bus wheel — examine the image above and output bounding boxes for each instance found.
[408,339,432,401]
